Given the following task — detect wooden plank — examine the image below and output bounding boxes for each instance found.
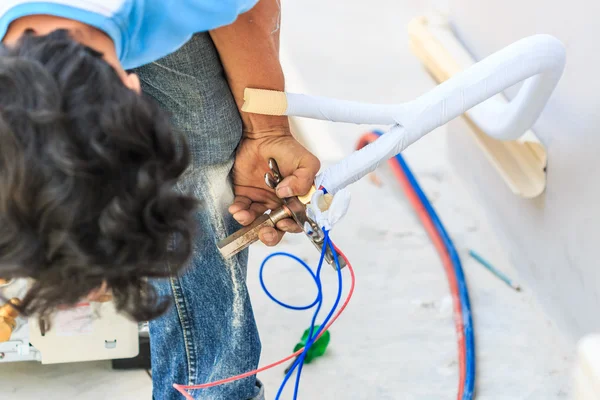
[408,16,547,198]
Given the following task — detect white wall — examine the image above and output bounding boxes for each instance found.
[447,0,600,340]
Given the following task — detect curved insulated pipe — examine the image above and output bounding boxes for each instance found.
[242,34,566,194]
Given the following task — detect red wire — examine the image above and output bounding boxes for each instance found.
[357,133,466,400]
[173,247,356,399]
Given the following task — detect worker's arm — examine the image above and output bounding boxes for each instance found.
[209,0,288,136]
[210,0,320,246]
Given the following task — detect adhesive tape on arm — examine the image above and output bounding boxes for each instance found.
[242,88,288,116]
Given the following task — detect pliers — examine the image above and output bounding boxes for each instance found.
[217,158,346,269]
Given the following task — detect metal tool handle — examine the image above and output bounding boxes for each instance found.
[217,207,291,259]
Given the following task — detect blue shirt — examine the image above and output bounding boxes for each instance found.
[0,0,258,69]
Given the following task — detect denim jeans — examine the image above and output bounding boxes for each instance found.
[133,33,264,400]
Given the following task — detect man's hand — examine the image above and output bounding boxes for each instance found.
[229,132,320,246]
[210,1,319,247]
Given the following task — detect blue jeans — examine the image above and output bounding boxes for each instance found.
[133,33,264,400]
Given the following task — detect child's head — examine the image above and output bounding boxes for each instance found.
[0,30,198,321]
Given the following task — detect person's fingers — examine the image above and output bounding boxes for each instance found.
[233,185,281,210]
[275,155,320,198]
[232,202,268,226]
[276,218,302,233]
[228,195,252,215]
[258,226,285,246]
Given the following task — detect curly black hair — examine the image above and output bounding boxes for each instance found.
[0,30,198,321]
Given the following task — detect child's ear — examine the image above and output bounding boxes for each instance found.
[124,73,141,93]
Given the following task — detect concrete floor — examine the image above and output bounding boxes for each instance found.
[0,1,575,399]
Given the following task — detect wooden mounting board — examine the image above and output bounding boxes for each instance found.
[408,16,547,198]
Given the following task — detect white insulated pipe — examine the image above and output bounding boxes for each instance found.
[243,34,566,194]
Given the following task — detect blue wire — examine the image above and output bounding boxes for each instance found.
[268,238,328,398]
[281,235,328,400]
[259,252,321,311]
[285,232,344,400]
[292,235,343,400]
[371,129,476,399]
[272,232,343,400]
[260,229,344,400]
[398,153,476,399]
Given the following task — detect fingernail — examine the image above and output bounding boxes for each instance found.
[263,231,276,242]
[280,223,292,232]
[277,186,293,198]
[233,213,249,225]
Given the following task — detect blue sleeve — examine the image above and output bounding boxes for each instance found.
[120,0,259,69]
